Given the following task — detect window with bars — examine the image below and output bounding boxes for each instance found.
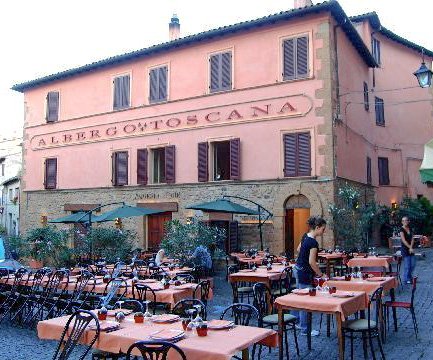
[367,156,372,185]
[209,51,232,93]
[283,132,311,177]
[375,97,385,126]
[149,66,168,103]
[363,82,369,111]
[44,158,57,189]
[113,75,130,110]
[46,91,59,123]
[372,38,381,65]
[112,151,128,186]
[378,157,390,185]
[197,139,240,182]
[283,35,309,81]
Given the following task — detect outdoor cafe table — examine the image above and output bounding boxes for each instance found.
[317,252,346,278]
[275,290,368,360]
[228,265,289,287]
[347,256,394,271]
[37,314,278,360]
[231,252,285,266]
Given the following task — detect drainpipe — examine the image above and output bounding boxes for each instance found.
[332,22,341,181]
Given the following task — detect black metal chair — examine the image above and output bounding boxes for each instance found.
[193,280,211,306]
[171,299,207,320]
[98,278,128,309]
[58,270,96,315]
[271,267,293,298]
[53,310,100,360]
[172,272,195,283]
[342,287,385,360]
[114,299,143,313]
[228,265,253,304]
[253,283,299,358]
[132,283,159,314]
[125,341,187,360]
[149,269,168,281]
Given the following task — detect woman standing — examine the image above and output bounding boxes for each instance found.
[294,216,326,336]
[400,216,416,284]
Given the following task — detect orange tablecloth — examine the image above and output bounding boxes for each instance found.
[318,253,346,260]
[274,290,367,321]
[347,256,393,270]
[37,315,277,360]
[326,277,397,299]
[229,265,288,286]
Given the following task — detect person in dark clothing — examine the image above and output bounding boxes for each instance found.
[293,216,326,336]
[400,216,416,284]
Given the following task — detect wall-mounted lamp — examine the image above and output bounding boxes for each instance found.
[414,49,433,88]
[391,202,398,210]
[40,215,48,227]
[114,217,123,229]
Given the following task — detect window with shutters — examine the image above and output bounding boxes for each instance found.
[283,132,311,177]
[282,35,309,81]
[46,91,60,122]
[113,74,131,110]
[150,146,176,184]
[367,156,372,185]
[112,151,128,186]
[205,139,240,181]
[372,38,381,65]
[44,158,57,189]
[375,97,385,126]
[209,51,232,93]
[378,157,390,185]
[363,82,369,111]
[149,65,168,103]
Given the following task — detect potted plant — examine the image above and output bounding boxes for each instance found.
[134,312,144,323]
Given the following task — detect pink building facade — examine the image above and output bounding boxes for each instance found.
[13,2,433,255]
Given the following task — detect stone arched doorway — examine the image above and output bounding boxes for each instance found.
[284,194,311,258]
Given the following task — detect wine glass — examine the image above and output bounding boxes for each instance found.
[186,308,196,330]
[143,300,153,325]
[192,305,203,328]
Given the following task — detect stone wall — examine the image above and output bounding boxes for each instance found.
[20,178,336,254]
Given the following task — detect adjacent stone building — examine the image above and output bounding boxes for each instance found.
[12,1,433,255]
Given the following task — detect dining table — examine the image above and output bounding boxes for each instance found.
[228,264,290,287]
[37,313,278,360]
[347,255,394,271]
[275,290,368,360]
[317,252,346,278]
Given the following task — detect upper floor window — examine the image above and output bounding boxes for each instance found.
[8,189,13,201]
[149,66,168,103]
[375,97,385,126]
[112,151,128,186]
[283,132,311,177]
[209,51,232,93]
[378,157,390,185]
[363,82,369,111]
[197,139,240,182]
[372,38,381,65]
[113,74,130,110]
[0,158,4,176]
[366,156,372,185]
[46,91,59,123]
[283,35,309,81]
[44,158,57,189]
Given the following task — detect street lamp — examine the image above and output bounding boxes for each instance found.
[414,49,433,88]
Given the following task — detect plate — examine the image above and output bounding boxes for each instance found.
[151,314,180,323]
[207,319,234,329]
[149,329,184,340]
[89,321,119,331]
[107,309,133,317]
[332,293,355,298]
[292,289,309,295]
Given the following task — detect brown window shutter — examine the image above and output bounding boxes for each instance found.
[45,158,57,189]
[229,138,240,180]
[165,145,176,184]
[209,54,220,93]
[297,132,311,176]
[137,149,148,185]
[198,142,209,182]
[296,36,309,78]
[46,91,59,123]
[229,221,239,252]
[114,151,128,186]
[378,157,389,185]
[283,39,295,80]
[283,134,297,177]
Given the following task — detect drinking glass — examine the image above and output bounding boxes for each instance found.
[185,308,196,331]
[192,305,203,327]
[143,300,153,325]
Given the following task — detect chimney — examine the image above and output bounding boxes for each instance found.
[169,14,180,41]
[294,0,313,9]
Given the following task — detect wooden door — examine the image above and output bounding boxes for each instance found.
[147,212,172,251]
[285,208,310,258]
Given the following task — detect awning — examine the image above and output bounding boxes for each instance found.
[186,199,260,215]
[419,139,433,183]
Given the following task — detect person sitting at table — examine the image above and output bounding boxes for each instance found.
[293,216,326,337]
[400,216,416,284]
[155,249,166,266]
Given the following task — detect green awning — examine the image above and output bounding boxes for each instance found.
[420,139,433,183]
[48,211,90,224]
[186,199,260,215]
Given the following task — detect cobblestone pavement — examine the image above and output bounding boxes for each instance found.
[0,250,431,359]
